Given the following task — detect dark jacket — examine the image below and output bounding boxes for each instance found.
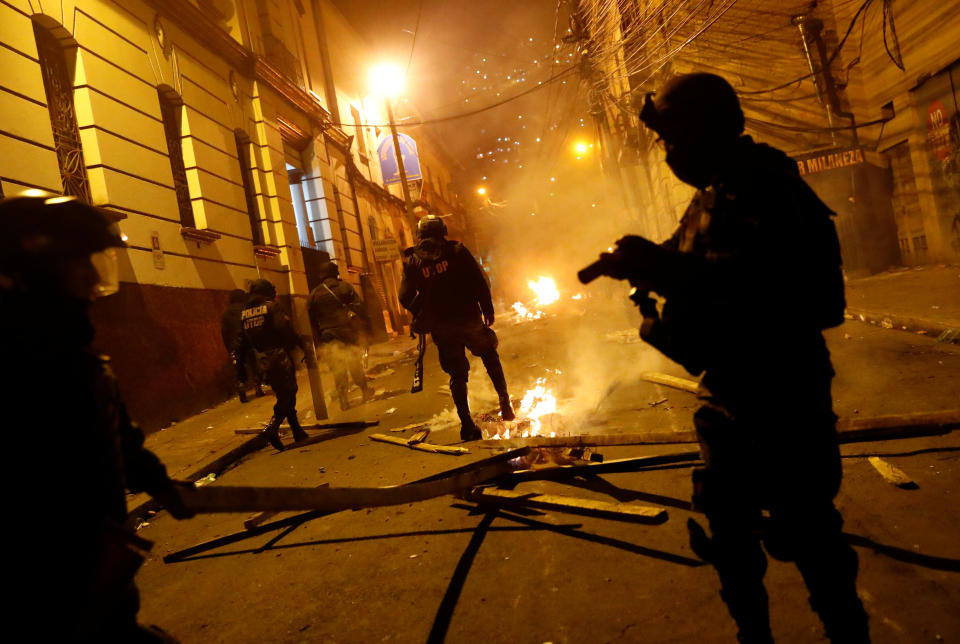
[399,238,493,333]
[637,136,844,400]
[220,300,246,352]
[3,293,174,637]
[308,277,367,344]
[241,295,302,355]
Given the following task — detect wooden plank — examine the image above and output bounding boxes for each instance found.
[234,420,379,435]
[243,483,330,529]
[163,447,531,562]
[640,372,701,394]
[479,409,960,450]
[479,432,698,449]
[505,450,703,483]
[867,457,917,489]
[369,433,469,456]
[178,447,528,514]
[466,487,667,524]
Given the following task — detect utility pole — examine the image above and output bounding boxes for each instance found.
[385,99,419,236]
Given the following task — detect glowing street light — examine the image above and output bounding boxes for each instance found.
[573,141,590,155]
[368,62,405,98]
[477,187,487,196]
[369,62,416,234]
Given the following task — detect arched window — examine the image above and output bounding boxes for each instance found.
[33,21,89,201]
[157,86,195,227]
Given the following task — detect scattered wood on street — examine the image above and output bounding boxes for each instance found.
[234,420,380,435]
[478,432,698,449]
[867,456,918,489]
[639,372,702,394]
[243,483,330,529]
[369,433,468,455]
[178,447,528,514]
[466,486,667,523]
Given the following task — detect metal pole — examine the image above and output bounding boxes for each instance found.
[386,99,418,235]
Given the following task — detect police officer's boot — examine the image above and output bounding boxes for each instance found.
[261,416,285,451]
[237,384,248,404]
[254,385,266,398]
[451,379,482,441]
[337,386,351,412]
[289,414,308,443]
[481,353,514,421]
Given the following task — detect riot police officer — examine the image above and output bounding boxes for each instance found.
[585,73,869,642]
[241,278,309,450]
[308,261,371,411]
[221,288,264,403]
[399,215,514,441]
[0,192,193,641]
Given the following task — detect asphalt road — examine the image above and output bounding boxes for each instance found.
[136,301,960,643]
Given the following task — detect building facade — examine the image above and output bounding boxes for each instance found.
[0,0,471,430]
[576,0,959,270]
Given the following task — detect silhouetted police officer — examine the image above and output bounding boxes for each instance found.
[221,288,264,403]
[399,215,514,441]
[0,192,193,641]
[241,279,308,450]
[585,73,868,643]
[308,261,371,411]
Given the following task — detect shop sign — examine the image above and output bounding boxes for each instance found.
[371,238,400,262]
[795,147,865,176]
[927,99,952,161]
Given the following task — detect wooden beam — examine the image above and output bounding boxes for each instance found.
[178,448,528,514]
[505,451,703,483]
[235,420,379,435]
[479,409,960,450]
[163,447,530,562]
[243,483,330,529]
[466,487,667,524]
[640,372,701,394]
[369,433,469,456]
[867,457,917,489]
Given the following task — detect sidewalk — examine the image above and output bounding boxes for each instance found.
[844,264,960,343]
[127,334,419,522]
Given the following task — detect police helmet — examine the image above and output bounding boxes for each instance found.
[249,278,276,299]
[417,215,447,240]
[318,260,340,280]
[0,190,126,297]
[639,73,744,146]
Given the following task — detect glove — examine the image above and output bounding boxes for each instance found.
[152,480,196,519]
[615,235,668,279]
[483,311,495,327]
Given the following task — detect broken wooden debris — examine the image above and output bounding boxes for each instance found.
[479,432,698,449]
[466,487,667,524]
[867,457,918,489]
[640,372,701,394]
[505,450,703,483]
[235,420,380,435]
[369,433,468,455]
[389,421,430,433]
[178,447,528,514]
[836,409,960,442]
[479,408,960,450]
[243,483,330,529]
[164,447,531,562]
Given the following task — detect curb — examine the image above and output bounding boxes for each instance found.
[846,307,960,344]
[128,433,267,526]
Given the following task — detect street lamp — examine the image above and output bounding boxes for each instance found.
[369,62,418,238]
[477,187,487,196]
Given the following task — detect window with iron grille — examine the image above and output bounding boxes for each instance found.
[234,130,265,246]
[158,88,195,227]
[33,23,90,202]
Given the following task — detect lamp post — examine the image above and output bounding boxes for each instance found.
[370,63,418,239]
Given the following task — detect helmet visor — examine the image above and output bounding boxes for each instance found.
[90,248,119,297]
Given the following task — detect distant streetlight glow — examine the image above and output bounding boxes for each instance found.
[477,187,487,196]
[369,62,405,98]
[573,141,589,155]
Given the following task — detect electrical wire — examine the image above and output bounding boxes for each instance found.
[405,0,424,76]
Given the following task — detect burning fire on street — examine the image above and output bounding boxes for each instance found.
[511,276,560,321]
[482,377,562,440]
